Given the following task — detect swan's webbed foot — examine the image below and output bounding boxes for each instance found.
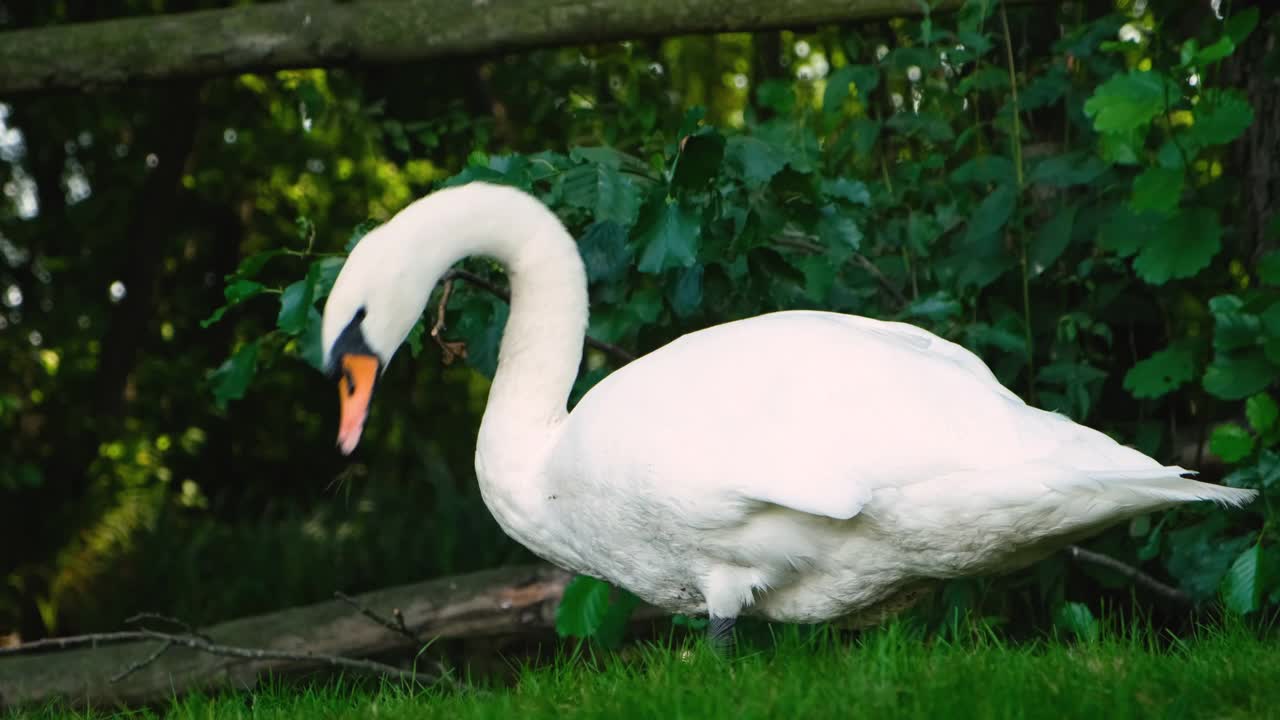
[707,615,736,656]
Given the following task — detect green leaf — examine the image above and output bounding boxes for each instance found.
[671,129,725,192]
[951,156,1016,186]
[1054,602,1099,642]
[346,220,378,252]
[1132,207,1222,284]
[823,178,871,206]
[817,205,863,251]
[1203,349,1277,400]
[669,265,703,317]
[1097,206,1150,258]
[1265,302,1280,337]
[309,257,346,302]
[1194,36,1236,65]
[225,279,266,303]
[797,256,837,301]
[1028,153,1107,187]
[1098,129,1142,165]
[1225,7,1261,46]
[1258,252,1280,285]
[1210,423,1255,463]
[723,136,787,186]
[910,293,963,321]
[755,80,795,116]
[955,66,1009,95]
[579,221,632,283]
[555,575,612,639]
[277,279,314,335]
[562,162,641,225]
[592,588,641,648]
[209,341,260,409]
[1030,204,1076,276]
[232,250,285,281]
[1021,64,1068,110]
[1221,544,1264,615]
[201,279,267,328]
[886,111,954,142]
[1190,90,1254,146]
[454,294,508,379]
[1083,70,1175,134]
[1124,342,1196,399]
[1209,295,1261,352]
[628,286,663,324]
[200,306,231,329]
[568,145,627,168]
[636,200,700,273]
[1167,518,1254,600]
[823,64,879,114]
[851,118,881,157]
[965,184,1017,243]
[297,309,325,370]
[1246,394,1280,435]
[1130,167,1184,215]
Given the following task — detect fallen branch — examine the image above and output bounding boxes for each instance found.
[0,563,591,710]
[103,628,432,685]
[1066,544,1194,606]
[0,0,1048,96]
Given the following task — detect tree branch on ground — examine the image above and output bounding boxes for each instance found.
[0,564,596,710]
[1065,544,1194,605]
[0,0,1048,96]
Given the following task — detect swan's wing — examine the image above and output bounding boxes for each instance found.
[556,310,1051,525]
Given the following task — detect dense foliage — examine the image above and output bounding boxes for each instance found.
[1,0,1276,645]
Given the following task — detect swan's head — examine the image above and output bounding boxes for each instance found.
[321,220,438,455]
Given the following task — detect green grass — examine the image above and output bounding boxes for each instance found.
[13,623,1280,720]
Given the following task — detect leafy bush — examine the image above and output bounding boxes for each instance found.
[201,3,1277,641]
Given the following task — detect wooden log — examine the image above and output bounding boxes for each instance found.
[0,563,608,709]
[0,0,1049,96]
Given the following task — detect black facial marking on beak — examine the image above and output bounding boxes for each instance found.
[327,306,377,379]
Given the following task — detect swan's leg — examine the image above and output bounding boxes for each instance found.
[707,615,736,655]
[703,566,759,656]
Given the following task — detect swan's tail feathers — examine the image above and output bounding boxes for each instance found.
[1091,465,1258,509]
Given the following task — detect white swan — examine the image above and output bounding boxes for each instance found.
[321,182,1255,643]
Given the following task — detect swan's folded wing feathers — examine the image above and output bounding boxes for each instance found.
[560,309,1034,528]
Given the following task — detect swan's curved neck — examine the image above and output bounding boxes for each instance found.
[389,184,588,476]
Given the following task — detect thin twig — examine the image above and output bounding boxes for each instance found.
[334,593,457,686]
[1000,0,1035,403]
[585,335,636,364]
[0,629,439,684]
[431,277,456,342]
[430,277,467,365]
[773,235,825,254]
[853,253,910,310]
[109,640,173,683]
[335,591,420,644]
[125,612,213,643]
[443,268,509,302]
[774,233,909,310]
[0,631,142,654]
[1066,545,1194,605]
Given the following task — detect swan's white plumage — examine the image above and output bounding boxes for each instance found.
[322,182,1256,626]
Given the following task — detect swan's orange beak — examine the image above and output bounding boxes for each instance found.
[336,353,378,455]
